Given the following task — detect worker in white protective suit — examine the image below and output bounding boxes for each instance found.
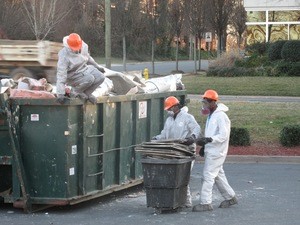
[192,89,237,212]
[56,33,105,104]
[152,96,201,208]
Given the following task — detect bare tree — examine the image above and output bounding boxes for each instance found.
[204,0,235,57]
[231,0,247,50]
[21,0,72,40]
[0,1,30,39]
[169,0,185,72]
[111,0,131,71]
[187,0,206,73]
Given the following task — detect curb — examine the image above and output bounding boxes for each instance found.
[196,155,300,164]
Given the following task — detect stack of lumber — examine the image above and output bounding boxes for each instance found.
[135,140,194,159]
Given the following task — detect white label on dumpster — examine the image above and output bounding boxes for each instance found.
[69,167,75,176]
[139,101,147,119]
[30,114,39,121]
[72,145,77,155]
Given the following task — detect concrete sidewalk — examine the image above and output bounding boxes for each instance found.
[1,160,299,225]
[188,95,300,103]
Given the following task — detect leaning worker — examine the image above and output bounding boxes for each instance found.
[56,33,105,104]
[193,89,237,212]
[152,96,201,207]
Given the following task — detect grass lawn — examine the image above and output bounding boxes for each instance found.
[181,74,300,145]
[188,100,300,145]
[182,74,300,96]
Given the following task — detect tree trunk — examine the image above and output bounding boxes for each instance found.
[151,40,155,75]
[123,36,126,71]
[189,36,192,60]
[105,0,111,69]
[176,38,179,71]
[193,36,197,74]
[198,37,202,71]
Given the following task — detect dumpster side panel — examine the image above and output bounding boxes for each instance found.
[119,101,134,184]
[0,113,11,156]
[149,97,165,139]
[103,101,119,187]
[0,112,12,192]
[134,100,148,180]
[19,105,80,198]
[82,104,103,194]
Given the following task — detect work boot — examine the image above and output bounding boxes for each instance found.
[219,196,238,208]
[185,199,192,208]
[88,95,97,104]
[192,204,213,212]
[71,92,88,101]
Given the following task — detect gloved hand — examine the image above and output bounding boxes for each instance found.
[180,135,196,146]
[57,94,68,104]
[196,137,213,146]
[98,67,105,73]
[199,146,205,157]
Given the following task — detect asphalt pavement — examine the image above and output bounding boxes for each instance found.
[1,160,299,225]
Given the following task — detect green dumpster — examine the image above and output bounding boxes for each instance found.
[0,90,187,212]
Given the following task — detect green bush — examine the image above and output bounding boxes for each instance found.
[276,61,300,76]
[246,42,270,56]
[281,40,300,62]
[280,125,300,147]
[268,40,287,61]
[235,54,268,68]
[230,127,251,146]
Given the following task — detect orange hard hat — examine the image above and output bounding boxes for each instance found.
[164,96,179,110]
[202,89,218,101]
[67,33,82,51]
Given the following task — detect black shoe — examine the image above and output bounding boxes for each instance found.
[219,196,238,208]
[88,95,97,104]
[192,204,213,212]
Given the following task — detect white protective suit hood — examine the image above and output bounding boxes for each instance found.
[214,103,229,113]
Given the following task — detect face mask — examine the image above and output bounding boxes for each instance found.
[72,49,81,54]
[167,111,175,117]
[201,106,210,115]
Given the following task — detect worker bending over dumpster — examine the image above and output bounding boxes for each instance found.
[56,33,105,104]
[193,89,237,212]
[152,96,201,208]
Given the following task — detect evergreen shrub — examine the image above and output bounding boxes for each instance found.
[268,40,287,61]
[281,40,300,62]
[280,125,300,147]
[230,127,251,146]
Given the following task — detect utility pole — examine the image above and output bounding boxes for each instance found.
[105,0,111,69]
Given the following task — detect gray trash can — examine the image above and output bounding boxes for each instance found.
[140,157,193,212]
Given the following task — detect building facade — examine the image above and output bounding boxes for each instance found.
[244,0,300,44]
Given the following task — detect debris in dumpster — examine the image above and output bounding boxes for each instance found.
[9,88,55,99]
[1,68,185,100]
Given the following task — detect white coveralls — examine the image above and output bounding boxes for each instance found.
[154,109,201,205]
[56,36,105,97]
[200,103,235,204]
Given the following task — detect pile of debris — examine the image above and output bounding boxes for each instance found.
[0,68,184,99]
[135,140,194,160]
